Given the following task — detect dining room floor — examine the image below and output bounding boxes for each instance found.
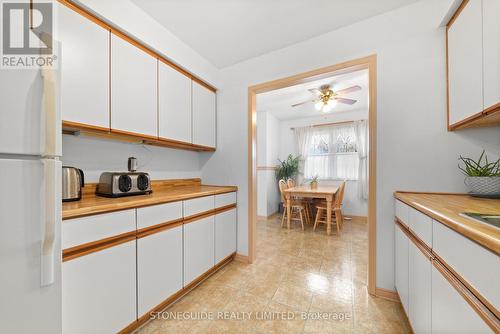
[135,215,411,334]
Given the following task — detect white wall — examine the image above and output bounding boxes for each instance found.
[201,0,500,290]
[278,108,369,217]
[62,135,201,182]
[256,112,281,217]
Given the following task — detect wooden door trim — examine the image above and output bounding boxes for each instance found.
[136,219,184,239]
[57,0,216,92]
[62,230,136,262]
[247,55,378,295]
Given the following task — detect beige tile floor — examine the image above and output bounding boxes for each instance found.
[136,215,411,334]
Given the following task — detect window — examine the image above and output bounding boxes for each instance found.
[303,124,359,180]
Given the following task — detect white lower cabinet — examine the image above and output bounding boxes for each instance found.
[408,242,432,334]
[215,208,237,263]
[137,225,183,317]
[395,223,409,315]
[184,216,215,286]
[62,241,136,334]
[431,264,491,334]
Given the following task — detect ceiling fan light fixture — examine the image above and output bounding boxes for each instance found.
[327,99,337,108]
[314,101,323,110]
[322,104,332,113]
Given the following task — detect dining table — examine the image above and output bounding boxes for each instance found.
[282,185,339,235]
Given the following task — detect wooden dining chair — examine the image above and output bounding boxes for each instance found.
[279,179,306,230]
[286,178,313,224]
[313,181,346,234]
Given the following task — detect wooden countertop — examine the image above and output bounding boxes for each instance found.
[394,192,500,254]
[63,181,237,220]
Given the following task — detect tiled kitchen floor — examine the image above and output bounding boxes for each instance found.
[136,215,411,333]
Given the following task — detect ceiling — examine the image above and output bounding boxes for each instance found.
[257,69,368,121]
[131,0,421,68]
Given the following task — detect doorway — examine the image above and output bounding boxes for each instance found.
[247,55,377,295]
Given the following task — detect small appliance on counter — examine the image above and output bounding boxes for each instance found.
[96,157,152,198]
[62,166,85,202]
[96,172,152,198]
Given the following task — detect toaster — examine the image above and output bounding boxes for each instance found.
[96,172,152,198]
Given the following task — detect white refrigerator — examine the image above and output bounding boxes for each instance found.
[0,62,62,334]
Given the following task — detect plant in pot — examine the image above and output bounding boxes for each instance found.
[276,154,300,181]
[310,175,319,189]
[276,154,300,213]
[458,150,500,198]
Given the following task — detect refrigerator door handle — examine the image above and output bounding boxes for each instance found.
[41,159,61,287]
[40,56,61,158]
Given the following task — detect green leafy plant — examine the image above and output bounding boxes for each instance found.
[310,175,319,184]
[458,150,500,177]
[276,154,300,180]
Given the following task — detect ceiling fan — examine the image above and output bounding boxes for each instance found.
[291,84,361,113]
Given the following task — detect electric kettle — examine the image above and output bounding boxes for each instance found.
[62,166,84,202]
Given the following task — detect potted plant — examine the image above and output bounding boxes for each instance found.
[458,150,500,198]
[276,154,300,181]
[310,175,319,189]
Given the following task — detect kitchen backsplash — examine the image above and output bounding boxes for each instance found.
[62,135,202,183]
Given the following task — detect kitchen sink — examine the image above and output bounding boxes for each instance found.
[460,212,500,229]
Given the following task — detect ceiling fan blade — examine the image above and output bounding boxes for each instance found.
[291,100,312,107]
[335,97,357,105]
[335,85,362,95]
[308,88,322,96]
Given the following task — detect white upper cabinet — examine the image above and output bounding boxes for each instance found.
[111,35,157,137]
[192,81,216,148]
[482,0,500,110]
[158,62,192,143]
[447,0,483,125]
[59,4,109,129]
[58,5,109,128]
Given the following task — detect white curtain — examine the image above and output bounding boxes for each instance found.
[355,120,368,200]
[293,126,312,185]
[302,123,359,180]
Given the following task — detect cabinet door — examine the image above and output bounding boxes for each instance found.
[111,35,157,137]
[483,0,500,110]
[448,0,483,125]
[184,216,215,286]
[431,264,491,333]
[215,208,237,263]
[137,226,183,317]
[59,4,109,129]
[62,241,136,334]
[408,242,431,334]
[192,81,216,148]
[158,62,192,143]
[395,224,409,315]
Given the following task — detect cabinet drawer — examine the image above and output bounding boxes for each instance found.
[433,221,500,311]
[137,201,183,229]
[215,192,236,209]
[183,196,214,218]
[63,210,136,249]
[409,207,432,247]
[395,199,409,226]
